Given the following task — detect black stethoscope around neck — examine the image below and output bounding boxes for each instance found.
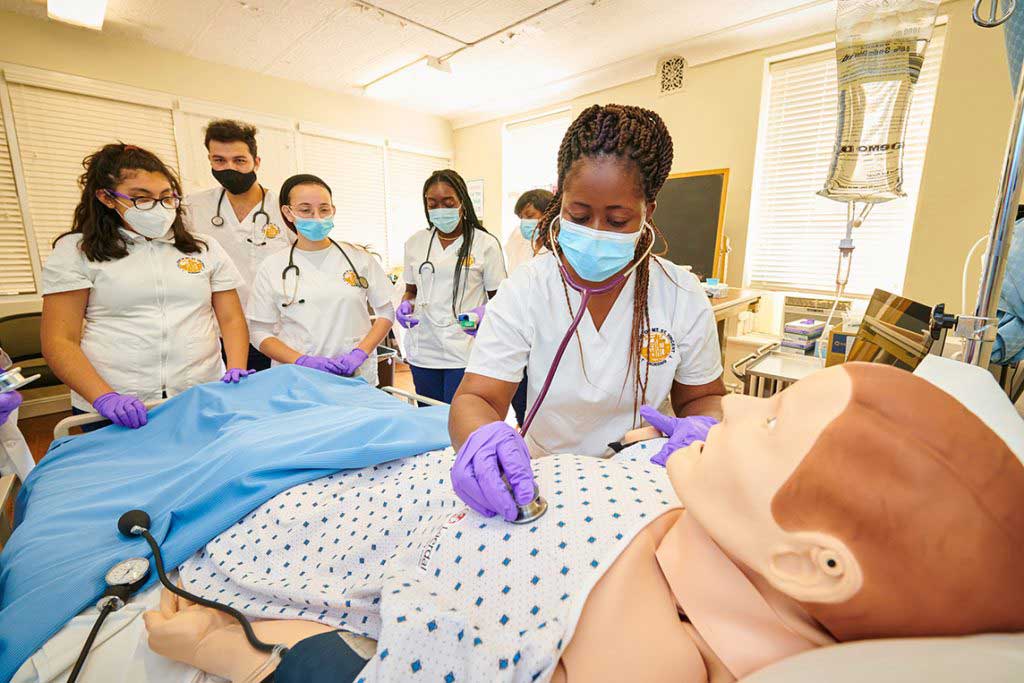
[281,238,369,307]
[211,185,271,245]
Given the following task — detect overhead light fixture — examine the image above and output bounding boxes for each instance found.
[48,0,108,30]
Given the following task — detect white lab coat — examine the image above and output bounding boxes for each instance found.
[0,348,33,480]
[247,243,393,386]
[41,230,244,411]
[183,186,293,305]
[467,253,723,458]
[504,229,542,273]
[402,228,507,368]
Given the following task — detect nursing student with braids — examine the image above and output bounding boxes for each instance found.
[450,104,725,520]
[397,169,507,404]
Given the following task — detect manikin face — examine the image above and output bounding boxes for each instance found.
[668,366,864,604]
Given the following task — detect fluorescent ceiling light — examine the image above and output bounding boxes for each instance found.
[48,0,108,30]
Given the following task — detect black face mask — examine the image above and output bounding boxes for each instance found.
[212,168,257,195]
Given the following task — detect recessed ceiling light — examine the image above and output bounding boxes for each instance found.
[47,0,108,30]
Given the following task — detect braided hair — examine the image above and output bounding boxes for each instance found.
[534,104,674,422]
[421,169,489,319]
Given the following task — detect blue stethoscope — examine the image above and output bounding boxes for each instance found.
[281,239,368,308]
[210,186,272,246]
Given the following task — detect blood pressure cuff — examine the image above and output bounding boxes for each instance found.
[0,365,450,681]
[270,631,369,683]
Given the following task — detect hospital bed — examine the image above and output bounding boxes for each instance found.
[4,365,1024,683]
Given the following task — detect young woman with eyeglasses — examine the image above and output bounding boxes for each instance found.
[40,143,251,430]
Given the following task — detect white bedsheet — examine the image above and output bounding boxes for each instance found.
[13,574,213,683]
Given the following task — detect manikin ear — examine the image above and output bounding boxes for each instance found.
[766,532,862,604]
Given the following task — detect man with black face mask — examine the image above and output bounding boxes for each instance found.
[184,119,292,370]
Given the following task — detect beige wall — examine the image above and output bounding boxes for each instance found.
[0,11,452,152]
[454,0,1013,311]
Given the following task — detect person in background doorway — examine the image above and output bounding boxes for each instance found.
[41,144,250,431]
[505,189,553,425]
[505,188,553,273]
[183,119,293,371]
[397,170,507,404]
[246,174,394,384]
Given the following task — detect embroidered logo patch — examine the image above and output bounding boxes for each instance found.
[640,328,676,366]
[263,223,281,239]
[176,257,205,274]
[460,255,476,267]
[343,270,359,287]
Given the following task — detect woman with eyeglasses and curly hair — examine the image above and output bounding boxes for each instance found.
[40,143,251,430]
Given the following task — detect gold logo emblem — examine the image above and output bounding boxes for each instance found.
[640,328,676,366]
[263,223,281,239]
[343,270,359,287]
[461,255,476,267]
[176,257,205,274]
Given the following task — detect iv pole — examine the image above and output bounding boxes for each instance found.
[961,1,1023,366]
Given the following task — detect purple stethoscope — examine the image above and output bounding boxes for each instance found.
[507,218,653,525]
[519,218,655,437]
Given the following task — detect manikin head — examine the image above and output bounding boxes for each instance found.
[670,363,1024,641]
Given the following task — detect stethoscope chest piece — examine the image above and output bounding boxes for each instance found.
[210,214,225,228]
[511,486,548,525]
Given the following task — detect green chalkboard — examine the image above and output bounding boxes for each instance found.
[652,169,728,280]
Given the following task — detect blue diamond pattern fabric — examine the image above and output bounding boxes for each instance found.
[179,441,678,681]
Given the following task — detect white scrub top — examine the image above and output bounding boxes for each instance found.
[467,253,723,458]
[505,229,536,272]
[41,230,244,411]
[183,186,293,305]
[402,228,507,369]
[247,242,392,386]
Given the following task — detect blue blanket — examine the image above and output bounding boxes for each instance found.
[0,366,450,680]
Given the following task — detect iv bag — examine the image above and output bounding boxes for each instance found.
[819,0,941,203]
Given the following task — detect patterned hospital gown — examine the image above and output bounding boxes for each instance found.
[180,444,680,682]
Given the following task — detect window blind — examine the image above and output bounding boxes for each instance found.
[7,84,178,263]
[0,106,34,295]
[746,28,946,295]
[300,132,388,259]
[386,147,450,268]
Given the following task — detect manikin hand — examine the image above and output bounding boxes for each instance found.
[143,585,249,681]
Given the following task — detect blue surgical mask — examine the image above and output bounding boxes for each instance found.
[519,219,539,240]
[294,217,333,241]
[428,208,461,234]
[555,216,642,283]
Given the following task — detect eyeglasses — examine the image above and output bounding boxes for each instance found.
[286,205,336,219]
[106,190,181,211]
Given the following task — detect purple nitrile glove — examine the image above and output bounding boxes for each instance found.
[639,405,718,467]
[295,355,344,375]
[396,300,419,329]
[451,421,535,522]
[221,368,256,383]
[334,348,368,377]
[92,391,148,429]
[0,390,22,427]
[461,304,487,337]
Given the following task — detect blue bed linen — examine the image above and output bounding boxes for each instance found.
[0,365,450,680]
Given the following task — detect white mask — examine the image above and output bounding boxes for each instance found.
[124,205,176,239]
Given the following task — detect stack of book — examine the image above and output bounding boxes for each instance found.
[781,318,826,356]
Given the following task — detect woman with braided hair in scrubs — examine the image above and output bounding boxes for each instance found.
[449,104,726,521]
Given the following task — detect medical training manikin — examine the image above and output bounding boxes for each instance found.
[145,363,1024,682]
